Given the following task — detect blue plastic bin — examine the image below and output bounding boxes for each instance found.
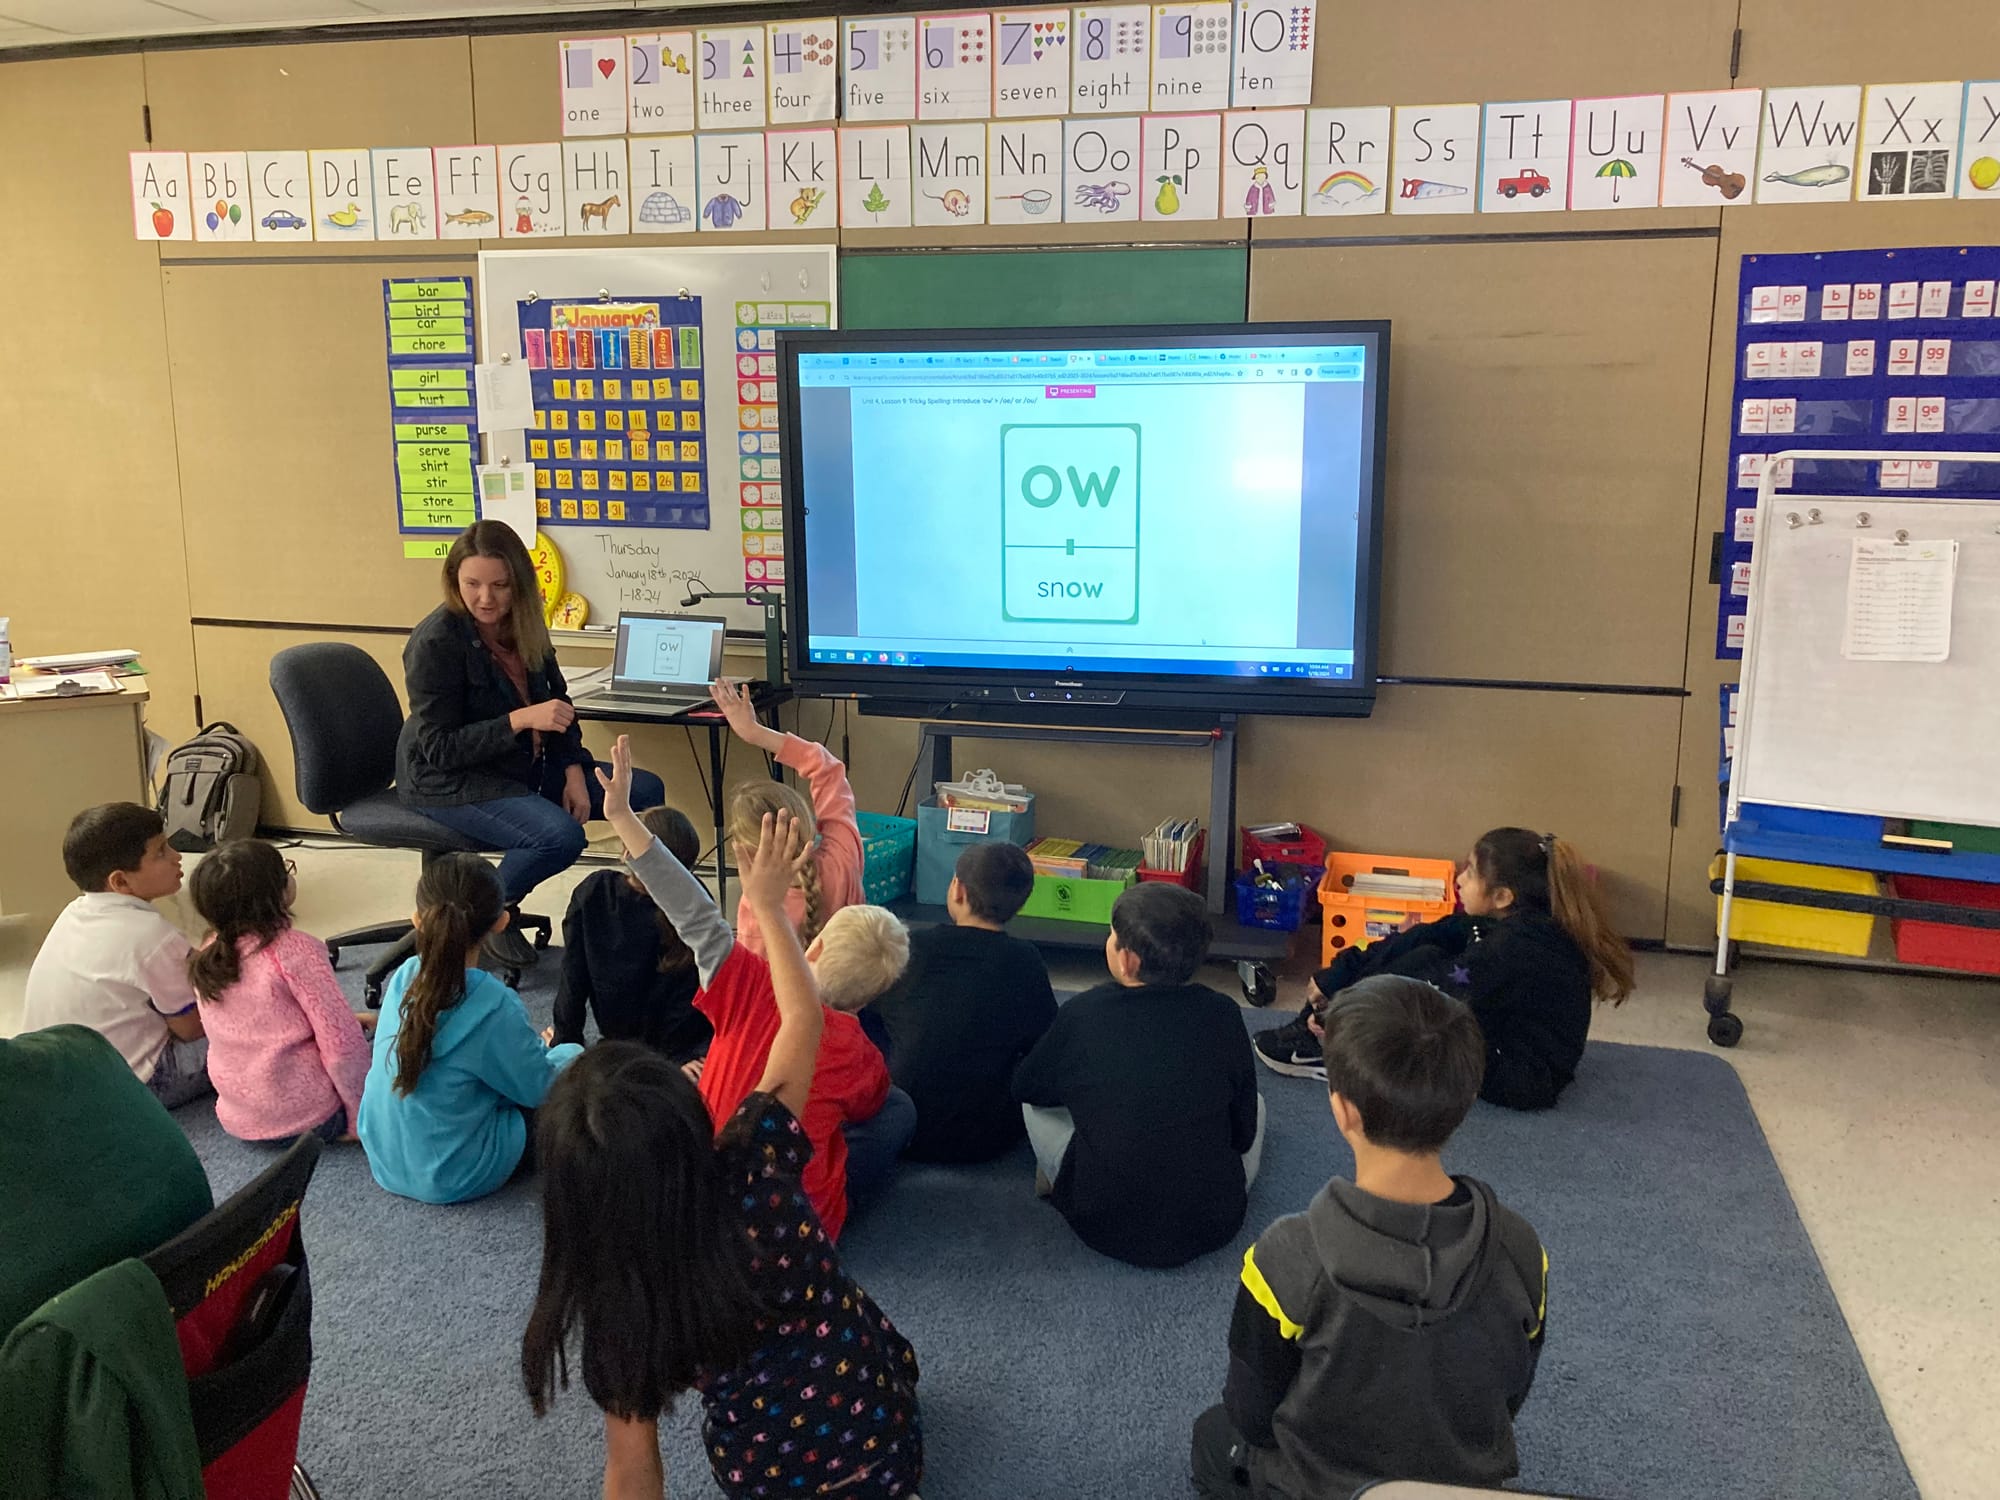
[1234,869,1310,932]
[914,796,1036,905]
[855,812,917,905]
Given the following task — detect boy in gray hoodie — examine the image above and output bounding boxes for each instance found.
[1192,975,1548,1499]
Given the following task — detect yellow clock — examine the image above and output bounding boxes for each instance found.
[551,591,590,629]
[528,533,565,621]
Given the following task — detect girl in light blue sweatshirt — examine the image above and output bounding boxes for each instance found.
[359,852,581,1204]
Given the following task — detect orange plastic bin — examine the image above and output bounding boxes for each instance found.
[1319,852,1459,965]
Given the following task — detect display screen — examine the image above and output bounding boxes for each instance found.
[781,324,1387,713]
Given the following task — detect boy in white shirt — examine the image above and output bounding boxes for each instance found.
[24,803,211,1107]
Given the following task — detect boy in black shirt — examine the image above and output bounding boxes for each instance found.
[1012,882,1262,1268]
[872,843,1056,1162]
[1193,976,1547,1499]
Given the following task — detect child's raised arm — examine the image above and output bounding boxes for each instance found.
[742,812,824,1119]
[597,735,734,989]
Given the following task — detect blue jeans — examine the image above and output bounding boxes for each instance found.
[416,760,666,905]
[842,1086,917,1206]
[146,1035,212,1110]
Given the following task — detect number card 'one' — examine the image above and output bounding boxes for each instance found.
[628,32,696,135]
[1150,2,1233,113]
[767,18,840,125]
[697,26,768,129]
[920,13,994,120]
[1230,0,1314,108]
[560,38,627,136]
[993,8,1070,118]
[843,16,920,122]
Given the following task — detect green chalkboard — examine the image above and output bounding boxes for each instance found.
[839,247,1248,329]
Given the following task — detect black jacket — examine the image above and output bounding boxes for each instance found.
[1315,912,1593,1111]
[395,605,590,807]
[552,870,712,1061]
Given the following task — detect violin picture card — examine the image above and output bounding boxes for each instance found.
[1662,88,1759,207]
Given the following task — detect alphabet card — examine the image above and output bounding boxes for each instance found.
[698,27,768,129]
[560,38,627,137]
[1962,82,2000,198]
[987,117,1064,223]
[914,123,989,224]
[1859,82,1962,199]
[766,19,839,125]
[767,129,839,228]
[697,133,767,230]
[1756,85,1862,203]
[309,148,374,239]
[189,151,251,242]
[131,151,191,241]
[1390,104,1478,214]
[247,150,310,241]
[1223,108,1303,218]
[498,144,564,238]
[1303,105,1390,216]
[1480,99,1572,211]
[373,148,437,239]
[843,16,919,122]
[1568,94,1664,210]
[564,140,629,234]
[1064,114,1143,221]
[628,135,698,233]
[1141,112,1220,218]
[1662,89,1759,207]
[1230,0,1314,108]
[920,14,993,120]
[1071,6,1149,115]
[993,9,1069,118]
[841,125,913,226]
[628,32,696,134]
[435,146,500,238]
[1149,2,1232,113]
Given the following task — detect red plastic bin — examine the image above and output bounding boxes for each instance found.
[1241,824,1327,869]
[1889,875,2000,976]
[1136,831,1206,892]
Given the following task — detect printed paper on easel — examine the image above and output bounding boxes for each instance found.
[843,16,919,122]
[1224,108,1303,218]
[1843,538,1957,662]
[841,125,913,226]
[373,148,437,239]
[1662,89,1759,207]
[564,140,629,234]
[1303,106,1390,216]
[1230,0,1313,108]
[309,149,375,239]
[766,19,839,125]
[560,38,628,136]
[767,129,840,228]
[1569,95,1664,210]
[1959,82,2000,199]
[188,152,251,242]
[1480,100,1572,212]
[629,33,696,134]
[1141,112,1220,219]
[1149,2,1232,113]
[914,123,990,224]
[1071,6,1149,115]
[1755,85,1861,203]
[248,151,310,241]
[131,152,191,241]
[476,360,535,432]
[1859,82,1962,200]
[697,133,768,231]
[993,9,1069,117]
[987,117,1064,223]
[434,147,499,238]
[699,26,768,129]
[626,137,698,233]
[920,14,993,120]
[498,145,565,238]
[1390,104,1479,214]
[1064,115,1143,222]
[477,464,538,549]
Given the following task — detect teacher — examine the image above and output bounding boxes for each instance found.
[398,521,664,969]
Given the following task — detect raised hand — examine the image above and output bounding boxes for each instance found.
[709,676,782,751]
[737,811,811,916]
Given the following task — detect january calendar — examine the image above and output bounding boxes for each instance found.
[518,294,710,531]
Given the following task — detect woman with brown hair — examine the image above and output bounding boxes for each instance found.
[398,521,664,968]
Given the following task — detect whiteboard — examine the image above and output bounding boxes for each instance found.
[477,247,837,634]
[1734,495,2000,827]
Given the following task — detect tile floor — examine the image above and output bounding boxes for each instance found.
[3,839,1994,1499]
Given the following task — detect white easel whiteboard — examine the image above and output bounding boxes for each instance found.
[477,247,837,633]
[1734,494,2000,827]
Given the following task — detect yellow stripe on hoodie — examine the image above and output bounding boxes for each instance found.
[1241,1245,1305,1340]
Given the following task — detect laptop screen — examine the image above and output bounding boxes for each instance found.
[612,614,726,690]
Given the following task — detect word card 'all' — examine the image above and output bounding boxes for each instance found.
[766,19,840,125]
[1071,5,1149,116]
[698,27,768,129]
[993,8,1069,117]
[844,15,920,122]
[628,32,696,135]
[1149,1,1232,113]
[921,13,994,120]
[1230,0,1314,109]
[560,38,627,136]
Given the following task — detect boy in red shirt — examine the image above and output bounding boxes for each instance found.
[597,736,912,1240]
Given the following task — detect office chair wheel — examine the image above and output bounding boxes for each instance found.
[502,965,523,990]
[363,975,384,1009]
[1702,975,1734,1015]
[1707,1011,1744,1048]
[534,927,551,951]
[290,1464,323,1500]
[1237,961,1278,1008]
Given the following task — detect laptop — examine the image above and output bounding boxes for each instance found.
[580,612,727,711]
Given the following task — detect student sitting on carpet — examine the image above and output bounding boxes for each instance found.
[873,841,1057,1163]
[1193,976,1548,1499]
[597,736,913,1239]
[358,852,582,1204]
[1013,882,1263,1269]
[549,805,713,1063]
[1256,827,1634,1110]
[522,809,922,1500]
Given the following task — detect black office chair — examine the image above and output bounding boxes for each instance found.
[268,642,549,1005]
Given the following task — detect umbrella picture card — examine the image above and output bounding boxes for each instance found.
[1663,88,1760,206]
[1390,103,1479,215]
[1305,105,1390,216]
[1569,94,1665,210]
[1755,84,1862,203]
[1479,99,1572,212]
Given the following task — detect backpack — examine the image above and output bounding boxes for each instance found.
[159,723,262,853]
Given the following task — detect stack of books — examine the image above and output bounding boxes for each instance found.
[1025,837,1143,883]
[1347,871,1451,903]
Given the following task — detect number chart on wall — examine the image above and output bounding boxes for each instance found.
[517,295,709,530]
[382,276,481,558]
[1719,245,2000,658]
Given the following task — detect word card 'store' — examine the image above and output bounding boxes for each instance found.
[1001,422,1140,623]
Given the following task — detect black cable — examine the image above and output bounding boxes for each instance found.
[684,725,712,810]
[894,741,923,818]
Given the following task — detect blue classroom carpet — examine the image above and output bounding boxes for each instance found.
[174,947,1916,1500]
